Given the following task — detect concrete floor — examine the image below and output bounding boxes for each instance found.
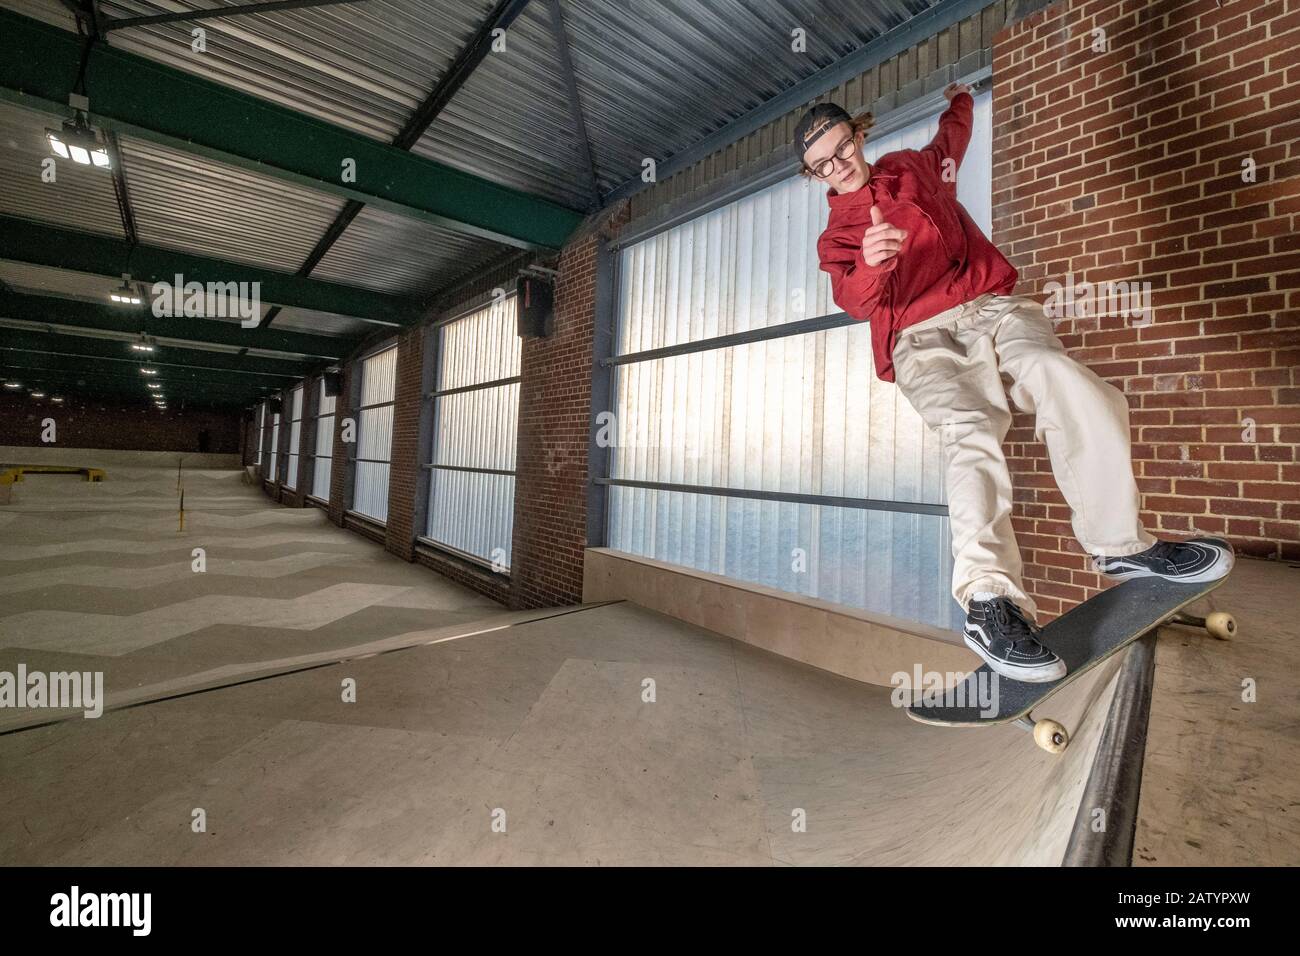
[0,450,1296,865]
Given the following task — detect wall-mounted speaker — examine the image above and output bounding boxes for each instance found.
[323,371,342,397]
[517,275,554,338]
[268,397,283,415]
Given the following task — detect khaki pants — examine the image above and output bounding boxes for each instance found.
[891,293,1155,621]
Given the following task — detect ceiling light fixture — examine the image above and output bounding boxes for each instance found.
[147,382,162,390]
[30,391,46,398]
[130,333,155,353]
[111,274,142,306]
[51,396,65,403]
[3,382,21,389]
[46,107,110,169]
[140,367,157,375]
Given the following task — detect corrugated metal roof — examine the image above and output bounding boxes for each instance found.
[0,260,126,302]
[96,0,496,143]
[311,205,507,298]
[412,0,941,203]
[119,135,347,272]
[272,306,374,338]
[0,101,126,239]
[2,0,972,310]
[1,0,76,29]
[409,3,593,210]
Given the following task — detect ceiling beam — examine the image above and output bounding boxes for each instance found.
[0,290,346,360]
[1,328,311,378]
[0,8,584,251]
[0,362,274,406]
[543,0,600,211]
[0,217,414,326]
[0,353,292,394]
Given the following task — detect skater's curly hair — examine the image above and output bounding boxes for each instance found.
[797,111,875,179]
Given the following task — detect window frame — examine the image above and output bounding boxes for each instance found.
[417,293,522,573]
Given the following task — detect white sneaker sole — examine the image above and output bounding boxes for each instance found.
[964,633,1066,683]
[1101,541,1234,585]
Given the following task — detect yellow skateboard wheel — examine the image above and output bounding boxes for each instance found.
[1033,718,1070,754]
[1206,611,1235,640]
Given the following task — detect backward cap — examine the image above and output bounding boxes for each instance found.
[793,103,853,156]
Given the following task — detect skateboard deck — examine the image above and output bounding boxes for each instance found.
[905,575,1232,743]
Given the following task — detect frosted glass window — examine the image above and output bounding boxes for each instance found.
[255,402,265,466]
[268,411,280,482]
[311,379,335,501]
[425,295,520,568]
[285,385,303,490]
[352,346,396,523]
[607,91,992,631]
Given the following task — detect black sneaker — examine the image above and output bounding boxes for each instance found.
[964,597,1066,683]
[1094,537,1233,584]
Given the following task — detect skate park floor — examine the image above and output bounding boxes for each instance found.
[0,449,1296,866]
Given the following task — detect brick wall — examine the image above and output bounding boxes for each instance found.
[992,0,1300,619]
[509,232,602,609]
[385,326,424,561]
[0,392,240,453]
[240,411,256,465]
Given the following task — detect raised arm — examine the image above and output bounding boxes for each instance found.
[920,84,974,184]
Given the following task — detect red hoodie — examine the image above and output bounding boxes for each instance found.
[816,91,1017,382]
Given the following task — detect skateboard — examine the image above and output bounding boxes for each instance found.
[905,575,1235,753]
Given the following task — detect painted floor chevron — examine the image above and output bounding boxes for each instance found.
[0,552,356,596]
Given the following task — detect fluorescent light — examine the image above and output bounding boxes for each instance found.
[30,391,46,398]
[140,367,157,375]
[3,382,21,389]
[111,281,141,306]
[147,383,161,390]
[51,396,64,403]
[46,117,111,170]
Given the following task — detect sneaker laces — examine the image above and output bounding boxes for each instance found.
[1139,540,1182,571]
[991,600,1043,651]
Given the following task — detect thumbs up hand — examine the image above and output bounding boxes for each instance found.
[861,205,908,267]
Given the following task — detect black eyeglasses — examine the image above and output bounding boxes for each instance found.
[806,135,858,179]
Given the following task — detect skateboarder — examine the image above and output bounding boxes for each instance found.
[797,83,1233,682]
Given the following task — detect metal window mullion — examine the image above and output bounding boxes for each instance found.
[606,310,855,368]
[595,477,947,518]
[426,374,521,400]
